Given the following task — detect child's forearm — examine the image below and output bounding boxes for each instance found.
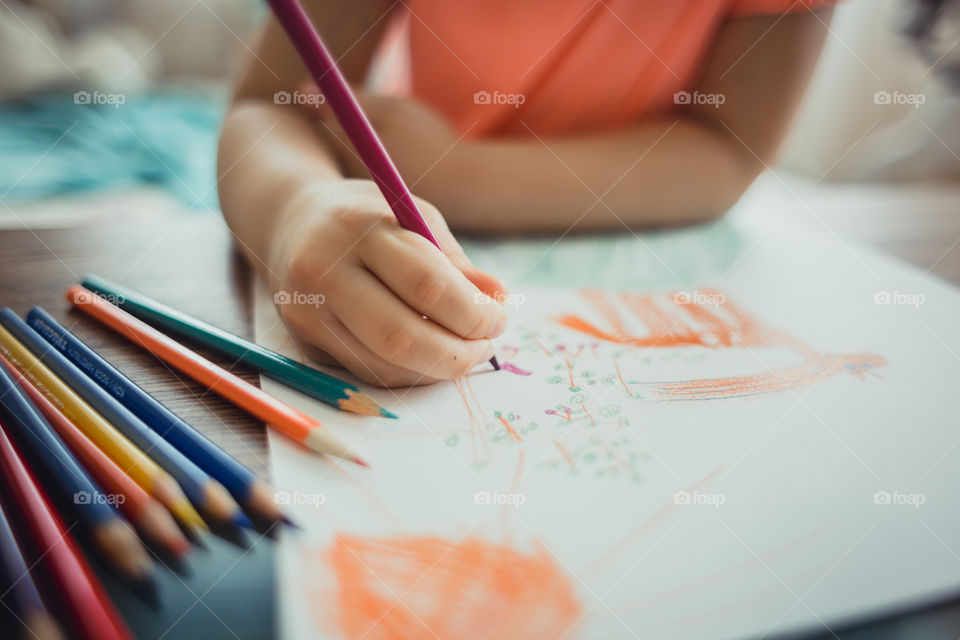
[424,117,759,234]
[217,100,343,277]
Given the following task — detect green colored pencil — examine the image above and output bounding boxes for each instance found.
[82,275,397,419]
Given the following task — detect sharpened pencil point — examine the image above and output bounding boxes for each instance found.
[232,510,254,529]
[489,356,501,371]
[353,456,370,468]
[379,407,399,419]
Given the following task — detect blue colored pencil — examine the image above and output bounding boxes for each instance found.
[27,307,285,524]
[0,309,250,532]
[0,358,155,593]
[0,497,64,640]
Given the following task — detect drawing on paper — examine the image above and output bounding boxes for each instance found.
[319,534,581,640]
[551,289,887,401]
[436,287,887,475]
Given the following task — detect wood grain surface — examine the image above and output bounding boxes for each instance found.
[0,211,271,477]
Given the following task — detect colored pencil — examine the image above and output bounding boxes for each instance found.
[265,0,500,372]
[0,497,64,640]
[0,357,155,592]
[0,324,207,536]
[81,274,396,419]
[1,354,191,559]
[26,306,284,524]
[68,286,367,466]
[0,420,133,640]
[1,308,250,532]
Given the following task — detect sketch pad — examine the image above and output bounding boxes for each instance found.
[254,222,960,639]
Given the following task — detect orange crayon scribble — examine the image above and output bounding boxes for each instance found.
[554,313,703,348]
[523,328,555,357]
[581,290,629,338]
[579,401,596,428]
[583,466,725,576]
[612,357,634,398]
[496,413,522,442]
[464,375,489,430]
[642,353,888,402]
[502,451,525,532]
[621,292,699,344]
[556,289,886,402]
[453,379,483,461]
[327,534,581,640]
[554,440,576,469]
[563,358,576,388]
[673,297,733,346]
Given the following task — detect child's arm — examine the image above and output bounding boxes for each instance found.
[218,1,507,387]
[318,9,833,232]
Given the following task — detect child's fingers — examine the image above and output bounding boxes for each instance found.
[286,312,441,387]
[361,231,507,340]
[280,301,441,387]
[326,267,495,378]
[413,198,510,299]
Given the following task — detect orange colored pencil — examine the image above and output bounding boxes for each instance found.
[67,286,366,466]
[0,419,133,640]
[0,355,191,560]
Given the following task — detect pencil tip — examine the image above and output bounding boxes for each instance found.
[281,514,301,529]
[489,355,501,371]
[232,511,254,529]
[379,407,399,419]
[353,456,370,468]
[132,576,161,608]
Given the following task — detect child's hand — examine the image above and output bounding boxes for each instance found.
[269,180,508,387]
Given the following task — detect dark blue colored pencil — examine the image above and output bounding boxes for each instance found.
[0,357,155,592]
[27,307,285,524]
[0,309,250,531]
[0,497,64,640]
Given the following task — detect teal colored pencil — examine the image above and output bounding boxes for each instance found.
[82,275,397,419]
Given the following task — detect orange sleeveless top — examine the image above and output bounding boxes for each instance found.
[395,0,838,137]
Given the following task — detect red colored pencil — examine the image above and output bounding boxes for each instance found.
[67,285,366,466]
[0,419,133,640]
[0,355,191,560]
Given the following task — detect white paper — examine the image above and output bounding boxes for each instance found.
[255,222,960,640]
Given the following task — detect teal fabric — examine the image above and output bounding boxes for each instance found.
[0,91,224,208]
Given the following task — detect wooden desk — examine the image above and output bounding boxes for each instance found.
[0,211,275,640]
[1,180,957,639]
[0,212,268,471]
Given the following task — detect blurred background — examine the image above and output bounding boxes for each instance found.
[0,0,957,229]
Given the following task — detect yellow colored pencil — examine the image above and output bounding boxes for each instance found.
[0,325,206,536]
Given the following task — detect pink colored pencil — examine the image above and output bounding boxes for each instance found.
[265,0,500,371]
